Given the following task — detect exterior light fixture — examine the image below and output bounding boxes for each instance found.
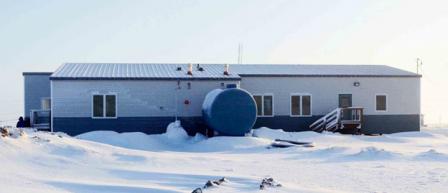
[353,81,360,87]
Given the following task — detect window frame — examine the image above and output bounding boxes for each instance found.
[375,93,388,112]
[41,97,51,110]
[253,93,275,117]
[253,95,263,116]
[92,92,118,119]
[290,93,312,117]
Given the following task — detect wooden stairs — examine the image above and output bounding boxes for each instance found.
[310,107,363,134]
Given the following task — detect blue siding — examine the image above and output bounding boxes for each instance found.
[53,117,207,136]
[362,114,420,134]
[254,116,322,132]
[255,115,420,133]
[54,114,420,136]
[23,74,51,118]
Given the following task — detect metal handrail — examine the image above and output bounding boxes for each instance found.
[310,108,340,132]
[30,109,51,129]
[310,107,363,132]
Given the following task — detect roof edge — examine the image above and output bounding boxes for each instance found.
[49,77,242,81]
[23,72,53,76]
[238,74,422,78]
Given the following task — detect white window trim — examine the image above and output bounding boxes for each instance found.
[253,93,275,117]
[91,92,118,119]
[375,93,388,112]
[290,93,312,117]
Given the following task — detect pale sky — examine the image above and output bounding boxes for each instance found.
[1,0,447,124]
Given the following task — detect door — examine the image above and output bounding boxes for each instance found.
[339,94,352,120]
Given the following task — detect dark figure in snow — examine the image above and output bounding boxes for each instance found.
[16,117,25,128]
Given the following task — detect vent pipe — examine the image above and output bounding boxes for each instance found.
[223,64,229,75]
[187,63,193,75]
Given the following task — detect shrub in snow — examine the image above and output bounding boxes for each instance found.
[0,127,7,137]
[164,120,189,140]
[191,177,228,193]
[259,177,282,190]
[203,177,228,189]
[191,188,202,193]
[1,127,24,138]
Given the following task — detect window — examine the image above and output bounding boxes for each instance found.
[376,94,387,111]
[291,94,312,116]
[302,95,311,115]
[105,95,116,117]
[93,94,117,118]
[253,94,274,117]
[41,98,51,110]
[291,96,300,115]
[254,95,262,116]
[93,95,104,117]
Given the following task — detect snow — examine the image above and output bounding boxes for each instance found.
[1,126,448,193]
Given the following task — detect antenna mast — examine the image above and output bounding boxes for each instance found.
[238,43,243,64]
[416,58,423,74]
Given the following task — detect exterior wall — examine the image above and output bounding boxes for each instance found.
[52,117,204,136]
[51,80,238,135]
[23,73,52,118]
[240,76,420,133]
[51,76,421,135]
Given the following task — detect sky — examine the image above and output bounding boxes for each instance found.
[0,0,447,125]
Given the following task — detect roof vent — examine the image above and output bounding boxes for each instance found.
[223,64,229,75]
[197,64,204,72]
[176,67,182,71]
[187,63,193,75]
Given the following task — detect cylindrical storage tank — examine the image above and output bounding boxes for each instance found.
[202,87,257,136]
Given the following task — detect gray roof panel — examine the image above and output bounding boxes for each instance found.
[50,63,420,80]
[231,64,420,77]
[51,63,241,80]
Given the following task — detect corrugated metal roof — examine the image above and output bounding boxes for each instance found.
[50,63,420,80]
[231,64,420,77]
[50,63,241,80]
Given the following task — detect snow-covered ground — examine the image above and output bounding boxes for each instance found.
[1,124,448,193]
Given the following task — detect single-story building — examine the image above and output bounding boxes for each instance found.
[23,63,421,135]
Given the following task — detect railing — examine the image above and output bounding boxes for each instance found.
[30,109,51,130]
[309,108,341,132]
[340,107,363,130]
[310,107,363,132]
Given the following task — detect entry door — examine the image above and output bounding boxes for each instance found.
[339,94,352,120]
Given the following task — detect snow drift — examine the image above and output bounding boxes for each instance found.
[1,126,448,193]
